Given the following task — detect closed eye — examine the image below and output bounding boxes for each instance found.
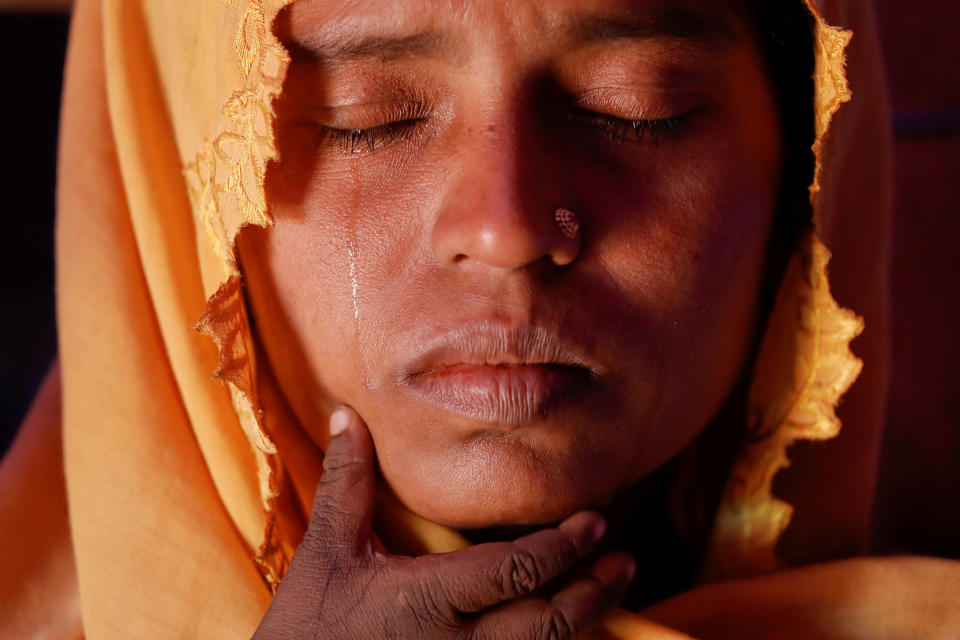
[571,109,685,146]
[317,118,424,154]
[315,107,685,155]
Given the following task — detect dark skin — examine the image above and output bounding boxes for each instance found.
[243,0,782,635]
[254,408,636,639]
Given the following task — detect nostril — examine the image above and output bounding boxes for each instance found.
[431,208,583,270]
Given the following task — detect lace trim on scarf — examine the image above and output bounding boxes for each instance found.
[705,5,862,578]
[184,0,294,590]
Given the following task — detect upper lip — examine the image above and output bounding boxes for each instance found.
[398,320,602,382]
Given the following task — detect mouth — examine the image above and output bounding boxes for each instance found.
[397,322,602,427]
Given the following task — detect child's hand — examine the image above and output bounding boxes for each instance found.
[253,406,635,640]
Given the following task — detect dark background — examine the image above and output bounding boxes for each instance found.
[0,12,68,455]
[0,4,957,556]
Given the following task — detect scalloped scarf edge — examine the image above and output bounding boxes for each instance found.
[704,2,863,578]
[186,0,295,590]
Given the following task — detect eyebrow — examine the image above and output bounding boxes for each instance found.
[289,7,739,64]
[566,9,740,51]
[288,30,452,63]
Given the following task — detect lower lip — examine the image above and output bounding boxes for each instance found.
[402,363,596,426]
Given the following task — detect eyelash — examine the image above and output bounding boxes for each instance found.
[572,110,684,146]
[317,119,422,155]
[316,109,684,155]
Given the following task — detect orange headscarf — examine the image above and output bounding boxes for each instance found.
[3,0,896,636]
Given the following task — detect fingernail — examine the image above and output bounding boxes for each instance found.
[329,408,352,437]
[589,516,607,543]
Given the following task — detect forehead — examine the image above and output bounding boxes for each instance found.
[281,0,754,62]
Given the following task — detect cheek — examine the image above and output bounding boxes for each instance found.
[239,167,374,442]
[246,149,454,446]
[645,155,777,407]
[586,59,781,354]
[564,98,781,467]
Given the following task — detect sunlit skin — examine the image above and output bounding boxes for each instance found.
[239,0,781,532]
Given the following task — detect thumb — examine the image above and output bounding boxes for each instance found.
[304,406,377,560]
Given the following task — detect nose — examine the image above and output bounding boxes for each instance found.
[430,126,580,270]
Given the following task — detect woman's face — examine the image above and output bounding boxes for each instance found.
[240,0,781,528]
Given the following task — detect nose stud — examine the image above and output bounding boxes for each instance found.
[554,208,580,239]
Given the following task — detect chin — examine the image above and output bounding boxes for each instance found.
[379,431,625,530]
[401,487,600,530]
